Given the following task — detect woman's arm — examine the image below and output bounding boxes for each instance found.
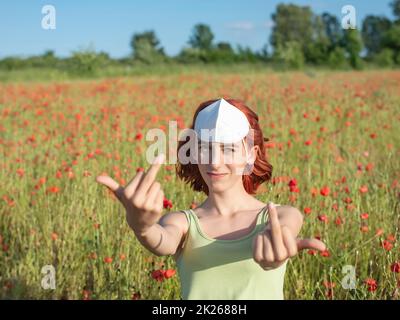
[133,211,187,257]
[97,153,186,257]
[253,202,326,270]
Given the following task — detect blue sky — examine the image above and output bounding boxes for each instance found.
[0,0,395,58]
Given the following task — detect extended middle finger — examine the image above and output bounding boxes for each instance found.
[135,153,165,197]
[268,203,286,254]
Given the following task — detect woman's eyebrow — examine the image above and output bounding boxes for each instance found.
[199,142,210,147]
[198,142,238,148]
[220,144,238,149]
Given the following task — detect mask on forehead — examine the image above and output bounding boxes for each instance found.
[194,98,250,143]
[194,98,252,161]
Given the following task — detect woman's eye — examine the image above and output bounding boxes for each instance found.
[223,148,235,153]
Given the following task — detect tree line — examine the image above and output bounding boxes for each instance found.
[1,0,400,73]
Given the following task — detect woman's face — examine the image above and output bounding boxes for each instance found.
[196,139,259,193]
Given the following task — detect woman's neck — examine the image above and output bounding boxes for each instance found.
[201,183,262,217]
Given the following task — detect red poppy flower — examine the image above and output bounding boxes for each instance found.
[151,269,165,282]
[323,281,336,289]
[131,292,141,300]
[82,290,91,300]
[163,198,173,209]
[390,262,400,273]
[16,168,25,177]
[386,234,396,242]
[103,257,113,264]
[288,179,299,192]
[320,187,330,196]
[288,179,298,187]
[164,269,176,279]
[318,215,328,223]
[360,213,369,219]
[335,216,343,226]
[382,240,393,251]
[190,202,197,209]
[320,250,330,257]
[47,186,60,194]
[364,278,377,292]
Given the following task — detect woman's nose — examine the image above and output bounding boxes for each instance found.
[210,147,225,165]
[200,147,223,165]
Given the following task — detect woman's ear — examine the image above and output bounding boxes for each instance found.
[247,145,259,164]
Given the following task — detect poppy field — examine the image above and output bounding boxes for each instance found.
[1,69,399,299]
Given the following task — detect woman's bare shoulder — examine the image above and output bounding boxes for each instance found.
[158,211,191,261]
[274,204,301,212]
[158,210,190,235]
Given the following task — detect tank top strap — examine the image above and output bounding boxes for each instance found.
[178,210,192,250]
[261,203,282,224]
[261,205,269,224]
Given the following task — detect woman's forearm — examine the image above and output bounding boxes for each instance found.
[130,221,175,257]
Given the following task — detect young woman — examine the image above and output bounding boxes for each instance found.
[96,98,326,300]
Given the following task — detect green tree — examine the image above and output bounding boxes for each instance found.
[373,48,395,67]
[27,50,59,68]
[176,47,207,63]
[327,47,348,69]
[188,24,214,51]
[270,4,314,62]
[362,15,392,57]
[68,46,109,74]
[236,45,258,63]
[342,29,364,69]
[270,4,342,65]
[211,42,236,63]
[305,15,331,64]
[382,25,400,64]
[258,44,270,62]
[273,41,305,69]
[390,0,400,20]
[321,12,343,50]
[130,30,166,64]
[0,57,24,70]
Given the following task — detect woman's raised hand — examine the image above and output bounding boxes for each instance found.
[96,153,165,235]
[252,202,327,270]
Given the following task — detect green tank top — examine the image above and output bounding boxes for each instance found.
[176,204,287,300]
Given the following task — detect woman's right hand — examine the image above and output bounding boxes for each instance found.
[95,153,165,236]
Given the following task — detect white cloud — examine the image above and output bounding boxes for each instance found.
[225,21,255,31]
[261,20,274,29]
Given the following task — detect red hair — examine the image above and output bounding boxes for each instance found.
[175,98,273,195]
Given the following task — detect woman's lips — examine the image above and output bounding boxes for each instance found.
[207,172,228,179]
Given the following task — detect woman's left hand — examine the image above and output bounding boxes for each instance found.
[252,203,327,270]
